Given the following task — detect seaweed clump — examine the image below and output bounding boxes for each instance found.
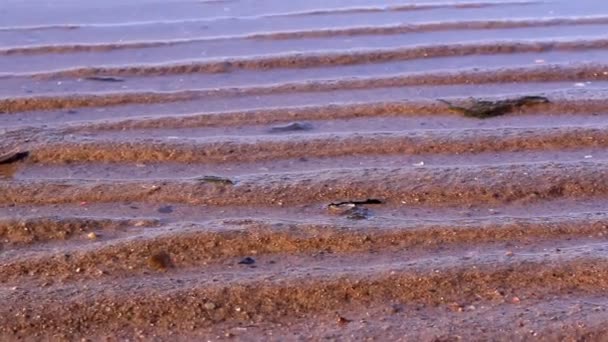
[438,96,549,118]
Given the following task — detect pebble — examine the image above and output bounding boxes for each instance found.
[337,315,352,324]
[389,304,403,314]
[328,203,356,214]
[328,203,372,220]
[269,122,313,133]
[157,205,174,214]
[148,251,174,271]
[204,302,216,310]
[197,175,235,185]
[346,207,370,220]
[134,220,148,227]
[448,302,464,312]
[238,257,256,265]
[87,232,98,240]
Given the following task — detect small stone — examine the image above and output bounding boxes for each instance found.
[148,251,174,271]
[269,122,313,133]
[157,205,174,214]
[196,175,234,185]
[204,302,216,310]
[87,232,98,240]
[328,203,356,214]
[346,207,370,220]
[512,296,521,304]
[146,185,161,193]
[389,304,403,314]
[505,251,514,257]
[238,257,255,265]
[448,302,464,312]
[337,315,352,325]
[328,202,373,220]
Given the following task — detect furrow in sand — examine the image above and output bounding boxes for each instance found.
[2,64,608,113]
[3,49,608,100]
[23,125,608,164]
[2,212,608,282]
[16,25,608,75]
[4,17,608,55]
[11,149,608,182]
[261,1,542,17]
[2,161,608,206]
[4,83,603,132]
[0,216,160,245]
[12,38,608,79]
[0,0,541,32]
[248,17,608,40]
[57,98,608,132]
[2,239,608,337]
[97,296,608,341]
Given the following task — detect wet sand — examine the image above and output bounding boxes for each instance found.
[3,0,608,340]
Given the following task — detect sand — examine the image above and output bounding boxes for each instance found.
[2,0,608,340]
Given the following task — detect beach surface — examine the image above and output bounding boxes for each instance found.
[3,0,608,340]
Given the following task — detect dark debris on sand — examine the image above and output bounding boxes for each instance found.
[269,122,313,133]
[0,149,29,165]
[196,175,235,185]
[438,96,549,118]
